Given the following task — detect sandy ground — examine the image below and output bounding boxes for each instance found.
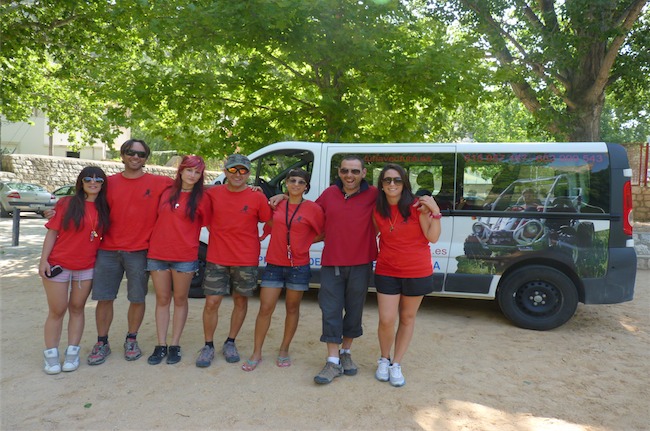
[1,214,649,431]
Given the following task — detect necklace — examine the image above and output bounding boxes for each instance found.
[388,206,400,232]
[89,207,99,242]
[285,199,305,266]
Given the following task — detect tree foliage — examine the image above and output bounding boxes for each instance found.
[430,0,649,142]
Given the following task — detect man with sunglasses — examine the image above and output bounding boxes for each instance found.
[312,155,378,384]
[86,139,174,365]
[195,154,272,368]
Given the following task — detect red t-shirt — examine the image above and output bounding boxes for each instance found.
[147,189,210,261]
[204,186,272,266]
[373,202,432,278]
[316,182,378,266]
[45,198,103,270]
[100,173,173,251]
[265,200,325,266]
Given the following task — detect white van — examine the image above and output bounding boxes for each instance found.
[191,141,636,331]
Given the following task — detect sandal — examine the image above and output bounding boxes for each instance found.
[242,358,261,372]
[276,355,292,368]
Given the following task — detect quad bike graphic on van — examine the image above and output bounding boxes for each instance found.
[463,175,602,267]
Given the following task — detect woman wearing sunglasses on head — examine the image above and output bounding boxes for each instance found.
[242,169,325,371]
[372,163,441,387]
[145,155,209,366]
[39,167,110,374]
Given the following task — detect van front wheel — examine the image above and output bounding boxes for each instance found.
[497,265,578,331]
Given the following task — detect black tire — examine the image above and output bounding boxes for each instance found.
[463,239,491,258]
[576,222,595,248]
[497,265,578,330]
[0,205,11,218]
[188,242,207,298]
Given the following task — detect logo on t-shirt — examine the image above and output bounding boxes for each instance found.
[241,205,249,213]
[144,189,152,198]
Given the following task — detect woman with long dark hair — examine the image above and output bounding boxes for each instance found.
[372,163,441,387]
[39,166,110,374]
[146,155,208,365]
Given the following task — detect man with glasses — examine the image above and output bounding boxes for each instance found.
[87,139,174,365]
[195,154,272,368]
[313,155,378,384]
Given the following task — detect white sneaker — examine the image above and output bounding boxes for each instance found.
[389,363,405,387]
[43,348,61,375]
[62,345,80,372]
[375,357,390,382]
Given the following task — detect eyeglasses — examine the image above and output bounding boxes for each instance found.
[82,177,105,184]
[339,168,362,175]
[226,166,250,175]
[382,177,403,185]
[287,178,307,185]
[125,149,147,158]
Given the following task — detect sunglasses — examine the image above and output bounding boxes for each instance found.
[125,149,147,158]
[226,166,250,175]
[382,177,403,185]
[287,178,307,185]
[82,177,105,184]
[339,168,362,175]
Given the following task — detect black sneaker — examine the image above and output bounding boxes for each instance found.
[167,345,182,364]
[147,345,167,365]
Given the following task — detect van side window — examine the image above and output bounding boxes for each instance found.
[460,152,610,213]
[329,152,457,209]
[247,150,314,198]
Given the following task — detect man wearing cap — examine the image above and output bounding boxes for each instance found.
[195,154,272,368]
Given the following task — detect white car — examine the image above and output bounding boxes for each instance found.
[0,182,55,218]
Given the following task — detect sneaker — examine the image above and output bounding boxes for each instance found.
[167,345,182,364]
[375,357,390,382]
[147,345,168,365]
[340,352,358,376]
[222,341,240,363]
[124,337,142,361]
[43,348,61,375]
[196,345,215,368]
[389,363,405,387]
[62,345,80,372]
[314,361,343,385]
[87,341,111,365]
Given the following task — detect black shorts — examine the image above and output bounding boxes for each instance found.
[374,274,434,296]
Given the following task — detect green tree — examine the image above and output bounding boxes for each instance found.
[432,0,649,141]
[131,0,487,156]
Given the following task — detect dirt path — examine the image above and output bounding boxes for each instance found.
[1,215,649,431]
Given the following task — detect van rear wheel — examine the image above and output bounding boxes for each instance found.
[497,265,578,330]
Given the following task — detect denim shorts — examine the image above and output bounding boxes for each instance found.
[202,263,258,297]
[147,259,198,273]
[261,263,311,291]
[374,273,434,296]
[92,249,149,303]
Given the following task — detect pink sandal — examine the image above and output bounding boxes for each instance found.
[276,355,292,368]
[242,358,261,371]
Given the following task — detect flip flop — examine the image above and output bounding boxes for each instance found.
[242,358,261,372]
[276,355,292,368]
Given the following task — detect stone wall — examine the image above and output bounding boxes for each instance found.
[0,154,219,190]
[625,143,650,222]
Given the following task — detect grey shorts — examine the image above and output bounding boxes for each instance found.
[92,249,149,303]
[202,263,258,297]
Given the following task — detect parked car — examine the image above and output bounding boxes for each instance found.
[0,182,56,218]
[52,185,76,202]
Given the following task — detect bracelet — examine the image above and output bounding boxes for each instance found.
[429,212,442,219]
